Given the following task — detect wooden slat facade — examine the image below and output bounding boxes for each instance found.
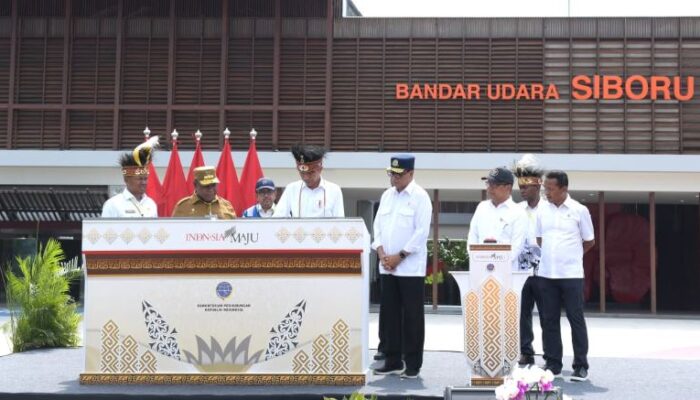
[1,0,700,153]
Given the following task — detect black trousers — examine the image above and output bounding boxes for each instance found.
[538,277,589,371]
[519,275,544,356]
[380,274,425,370]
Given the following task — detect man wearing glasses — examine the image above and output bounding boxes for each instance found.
[372,155,432,379]
[467,167,528,271]
[273,143,344,218]
[242,177,277,218]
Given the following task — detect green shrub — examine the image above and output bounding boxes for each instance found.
[3,239,81,352]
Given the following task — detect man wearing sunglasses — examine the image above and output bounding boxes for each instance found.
[371,155,432,379]
[273,143,344,218]
[467,166,528,271]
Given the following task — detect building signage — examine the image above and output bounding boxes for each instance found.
[396,75,694,101]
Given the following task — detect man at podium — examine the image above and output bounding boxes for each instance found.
[467,167,528,270]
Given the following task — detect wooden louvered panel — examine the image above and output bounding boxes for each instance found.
[252,39,273,105]
[490,40,517,152]
[122,38,168,104]
[278,110,302,148]
[435,40,462,152]
[463,40,490,152]
[227,38,253,105]
[651,41,680,154]
[279,39,305,106]
[304,39,326,106]
[543,40,570,153]
[517,40,545,152]
[70,38,116,104]
[0,110,7,148]
[355,39,382,151]
[17,38,64,103]
[280,0,325,18]
[224,111,273,150]
[230,0,274,18]
[570,40,597,153]
[14,110,61,149]
[172,111,219,150]
[175,38,221,105]
[0,39,9,103]
[382,39,410,152]
[681,40,700,153]
[409,39,437,151]
[67,110,113,149]
[330,39,357,151]
[119,110,167,149]
[277,111,323,148]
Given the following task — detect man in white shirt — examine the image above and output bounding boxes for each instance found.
[372,155,432,379]
[273,144,344,218]
[101,138,159,218]
[242,178,277,218]
[512,154,546,367]
[536,170,595,382]
[467,167,528,270]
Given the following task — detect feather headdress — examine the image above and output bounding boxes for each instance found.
[512,153,544,186]
[120,136,160,176]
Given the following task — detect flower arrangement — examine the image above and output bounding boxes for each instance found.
[495,365,568,400]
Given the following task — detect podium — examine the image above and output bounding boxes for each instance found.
[79,218,370,385]
[452,244,530,386]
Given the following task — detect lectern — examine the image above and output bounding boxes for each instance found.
[452,244,530,386]
[79,218,369,385]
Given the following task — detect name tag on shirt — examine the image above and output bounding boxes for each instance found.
[125,209,137,214]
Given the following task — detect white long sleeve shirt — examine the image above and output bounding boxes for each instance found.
[467,197,528,271]
[101,189,158,218]
[536,195,595,279]
[273,178,345,218]
[372,180,433,277]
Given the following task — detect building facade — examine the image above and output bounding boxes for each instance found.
[1,0,700,312]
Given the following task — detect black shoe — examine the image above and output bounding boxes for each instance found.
[543,364,562,377]
[400,368,420,379]
[373,361,405,376]
[373,351,386,361]
[571,367,589,382]
[518,354,535,366]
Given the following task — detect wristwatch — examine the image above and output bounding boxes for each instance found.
[399,250,408,260]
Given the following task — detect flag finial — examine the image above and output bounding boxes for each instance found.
[143,127,151,138]
[195,129,202,141]
[171,129,179,140]
[223,127,231,139]
[249,128,257,140]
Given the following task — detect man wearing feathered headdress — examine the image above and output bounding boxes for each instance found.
[101,137,159,218]
[512,153,546,367]
[272,143,344,218]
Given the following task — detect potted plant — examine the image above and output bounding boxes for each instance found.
[2,238,82,352]
[426,237,469,304]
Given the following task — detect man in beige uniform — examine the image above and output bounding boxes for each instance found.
[172,166,236,219]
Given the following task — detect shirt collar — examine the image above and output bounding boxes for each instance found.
[392,179,417,195]
[257,203,275,214]
[562,194,575,209]
[122,189,148,203]
[193,194,220,205]
[489,196,515,209]
[302,178,326,190]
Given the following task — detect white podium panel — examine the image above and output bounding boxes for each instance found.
[452,244,529,386]
[80,218,370,386]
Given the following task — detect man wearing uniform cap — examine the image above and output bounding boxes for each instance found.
[467,166,528,271]
[242,177,277,218]
[372,154,432,379]
[273,143,344,218]
[172,166,236,219]
[512,154,547,367]
[102,137,159,218]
